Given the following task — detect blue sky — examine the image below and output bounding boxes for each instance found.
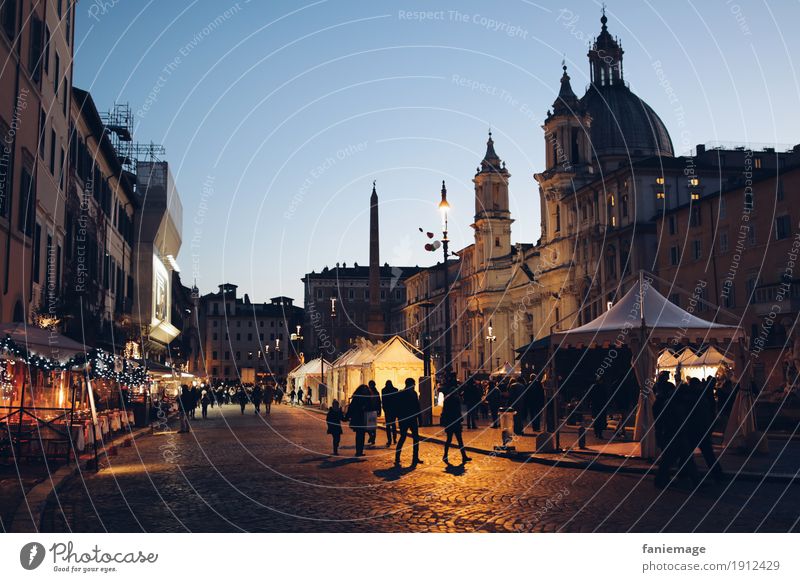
[74,0,800,304]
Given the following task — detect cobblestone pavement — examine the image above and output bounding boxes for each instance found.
[40,404,800,533]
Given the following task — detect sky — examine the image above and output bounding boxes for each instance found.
[74,0,800,305]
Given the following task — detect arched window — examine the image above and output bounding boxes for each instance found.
[555,205,561,232]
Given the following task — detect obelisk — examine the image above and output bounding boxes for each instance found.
[367,181,385,340]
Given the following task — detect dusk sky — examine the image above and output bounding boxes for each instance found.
[74,0,800,305]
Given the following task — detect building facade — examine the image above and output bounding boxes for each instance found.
[197,284,303,383]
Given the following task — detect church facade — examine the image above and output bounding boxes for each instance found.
[396,12,777,379]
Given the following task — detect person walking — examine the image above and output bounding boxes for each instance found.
[381,380,399,447]
[189,386,199,419]
[365,381,381,446]
[289,388,296,405]
[178,385,193,433]
[200,389,211,419]
[237,386,248,414]
[653,375,698,488]
[394,378,423,466]
[486,381,501,428]
[344,385,370,456]
[252,384,263,415]
[526,373,545,431]
[509,380,527,435]
[463,377,481,429]
[688,377,723,481]
[440,385,472,465]
[263,384,274,414]
[297,387,304,407]
[326,400,345,455]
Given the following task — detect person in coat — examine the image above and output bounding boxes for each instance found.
[382,380,399,447]
[526,373,545,431]
[486,381,502,428]
[252,384,263,415]
[688,377,723,480]
[365,381,381,445]
[394,378,423,466]
[263,384,274,414]
[326,400,345,455]
[440,385,472,465]
[590,376,609,439]
[462,377,482,429]
[178,385,193,432]
[509,381,527,435]
[297,387,304,407]
[344,384,371,456]
[200,390,211,419]
[653,375,699,488]
[237,386,248,415]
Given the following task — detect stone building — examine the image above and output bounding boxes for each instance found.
[656,149,800,390]
[197,284,303,383]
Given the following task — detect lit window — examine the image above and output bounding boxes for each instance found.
[656,177,665,185]
[656,192,665,200]
[755,158,762,169]
[691,193,700,200]
[689,178,700,186]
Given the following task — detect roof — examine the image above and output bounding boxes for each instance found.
[552,274,743,346]
[303,265,421,281]
[580,83,674,159]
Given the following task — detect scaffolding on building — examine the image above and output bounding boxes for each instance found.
[100,103,165,174]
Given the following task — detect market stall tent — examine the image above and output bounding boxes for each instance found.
[287,357,332,402]
[361,336,427,391]
[551,273,745,458]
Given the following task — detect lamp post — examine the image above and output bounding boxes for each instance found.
[438,181,453,378]
[486,319,497,374]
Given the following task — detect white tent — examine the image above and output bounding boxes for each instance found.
[552,273,745,458]
[329,339,377,404]
[287,357,331,402]
[490,360,521,379]
[362,336,427,391]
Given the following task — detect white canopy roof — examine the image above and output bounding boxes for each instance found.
[552,276,744,347]
[287,357,331,379]
[0,323,89,361]
[370,336,424,365]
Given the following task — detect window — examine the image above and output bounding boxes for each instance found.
[746,276,758,299]
[213,320,218,327]
[668,215,676,235]
[236,351,241,361]
[247,333,252,341]
[719,198,727,219]
[236,333,240,340]
[18,166,35,235]
[224,351,230,360]
[689,178,700,187]
[719,231,729,253]
[691,192,700,201]
[555,206,561,232]
[212,367,218,376]
[775,215,791,240]
[692,240,702,260]
[755,157,762,169]
[212,333,218,340]
[212,351,218,360]
[1,1,16,39]
[54,53,60,95]
[656,192,665,200]
[28,15,43,81]
[495,237,500,247]
[670,246,679,266]
[0,120,9,217]
[656,177,665,185]
[690,207,701,227]
[621,195,628,218]
[722,283,735,308]
[49,129,56,174]
[32,225,42,283]
[43,26,50,74]
[777,180,785,201]
[747,226,757,246]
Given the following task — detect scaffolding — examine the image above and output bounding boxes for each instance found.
[100,103,165,173]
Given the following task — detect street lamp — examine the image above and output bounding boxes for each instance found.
[438,180,453,377]
[486,319,497,374]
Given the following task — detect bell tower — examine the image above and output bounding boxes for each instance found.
[537,63,591,246]
[472,132,512,267]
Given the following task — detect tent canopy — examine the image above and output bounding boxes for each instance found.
[551,276,744,347]
[0,323,88,361]
[370,336,424,365]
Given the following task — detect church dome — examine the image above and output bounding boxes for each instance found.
[581,83,674,158]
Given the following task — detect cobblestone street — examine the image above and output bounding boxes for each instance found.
[41,405,800,533]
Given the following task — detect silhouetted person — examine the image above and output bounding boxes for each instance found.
[345,384,370,457]
[382,380,399,447]
[366,381,381,445]
[189,386,199,419]
[654,376,698,488]
[590,376,609,440]
[178,385,192,433]
[200,390,210,419]
[526,373,545,431]
[462,377,482,429]
[486,381,501,427]
[252,385,263,415]
[326,399,345,455]
[297,387,304,407]
[688,377,723,481]
[509,381,526,435]
[263,384,274,414]
[394,378,423,466]
[237,387,247,414]
[440,385,471,465]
